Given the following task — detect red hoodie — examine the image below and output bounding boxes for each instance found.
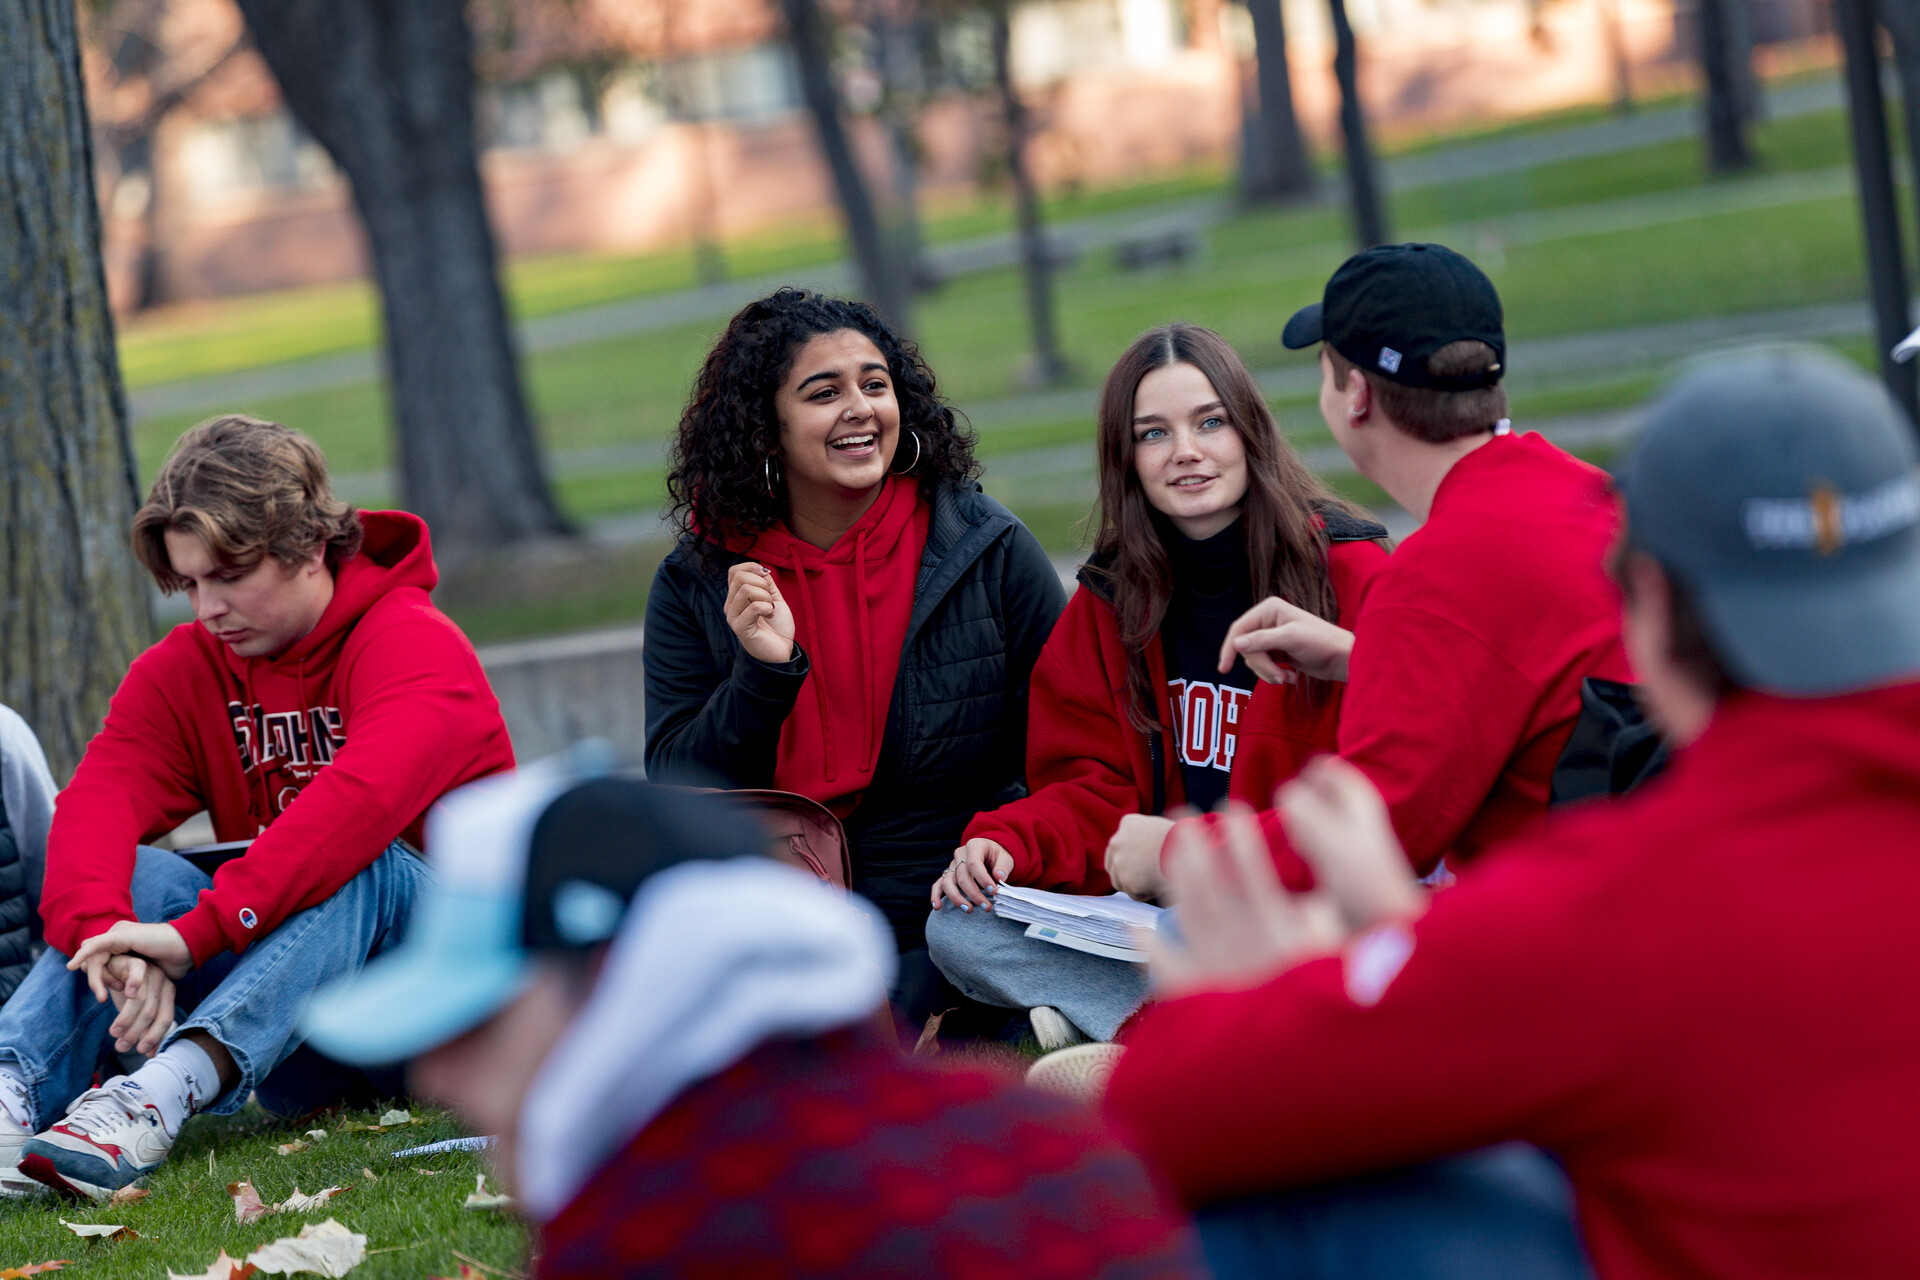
[744,476,930,819]
[1211,431,1631,879]
[964,534,1386,894]
[1107,683,1920,1279]
[42,511,515,965]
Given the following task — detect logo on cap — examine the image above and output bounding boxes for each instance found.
[1743,475,1920,555]
[1377,347,1403,374]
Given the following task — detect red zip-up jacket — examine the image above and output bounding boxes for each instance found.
[964,515,1387,895]
[1212,431,1631,879]
[41,511,515,965]
[1107,684,1920,1279]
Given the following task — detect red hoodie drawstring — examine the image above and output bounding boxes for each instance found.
[781,553,837,785]
[855,528,875,769]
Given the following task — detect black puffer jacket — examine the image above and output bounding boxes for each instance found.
[644,482,1066,949]
[0,808,29,1005]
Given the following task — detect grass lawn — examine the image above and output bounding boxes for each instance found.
[0,1105,527,1280]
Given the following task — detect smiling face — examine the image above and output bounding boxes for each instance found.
[163,528,334,658]
[774,329,901,508]
[1130,360,1250,540]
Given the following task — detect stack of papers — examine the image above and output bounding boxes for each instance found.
[990,886,1162,963]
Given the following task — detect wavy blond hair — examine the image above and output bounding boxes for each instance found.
[133,414,362,592]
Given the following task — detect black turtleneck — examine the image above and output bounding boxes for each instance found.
[1159,517,1258,814]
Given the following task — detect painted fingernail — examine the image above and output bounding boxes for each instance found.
[962,904,972,913]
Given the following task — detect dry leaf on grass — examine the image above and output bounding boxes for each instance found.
[59,1220,136,1240]
[334,1109,418,1135]
[107,1186,150,1206]
[0,1263,71,1278]
[274,1141,308,1156]
[304,1130,327,1141]
[359,1168,379,1183]
[230,1181,273,1224]
[462,1174,513,1211]
[281,1186,350,1214]
[245,1219,367,1278]
[376,1109,410,1127]
[231,1180,352,1221]
[167,1253,258,1280]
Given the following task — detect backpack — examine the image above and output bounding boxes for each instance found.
[1550,678,1670,805]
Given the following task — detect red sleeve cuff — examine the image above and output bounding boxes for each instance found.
[169,903,231,969]
[61,914,126,957]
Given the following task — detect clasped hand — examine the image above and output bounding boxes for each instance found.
[1147,757,1426,999]
[725,562,797,664]
[67,921,195,1057]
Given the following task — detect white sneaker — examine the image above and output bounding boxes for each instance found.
[1028,1006,1089,1053]
[0,1107,47,1200]
[18,1080,175,1201]
[1026,1043,1126,1103]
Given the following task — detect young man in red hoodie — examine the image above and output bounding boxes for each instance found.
[0,415,514,1201]
[1109,245,1629,896]
[1106,347,1920,1279]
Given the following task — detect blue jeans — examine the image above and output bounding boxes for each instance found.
[1196,1145,1595,1280]
[924,901,1148,1042]
[0,843,425,1127]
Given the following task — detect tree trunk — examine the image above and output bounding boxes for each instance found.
[1240,0,1315,202]
[1876,0,1920,271]
[0,0,156,781]
[233,0,571,563]
[1328,0,1390,248]
[783,0,913,332]
[1599,0,1635,115]
[874,6,932,291]
[990,3,1069,388]
[1696,0,1756,172]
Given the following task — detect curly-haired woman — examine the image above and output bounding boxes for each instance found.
[924,323,1389,1052]
[643,289,1066,1020]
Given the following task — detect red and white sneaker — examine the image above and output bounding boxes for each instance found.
[18,1080,176,1201]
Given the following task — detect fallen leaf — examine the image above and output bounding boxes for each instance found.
[0,1264,71,1278]
[230,1180,273,1224]
[58,1220,136,1240]
[414,1167,443,1176]
[303,1129,327,1141]
[168,1252,259,1280]
[376,1109,410,1127]
[358,1168,379,1183]
[275,1140,309,1156]
[108,1186,150,1207]
[245,1219,366,1278]
[462,1174,513,1212]
[281,1185,351,1214]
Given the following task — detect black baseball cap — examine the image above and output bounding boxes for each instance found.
[302,761,771,1064]
[1283,243,1506,391]
[1614,346,1920,696]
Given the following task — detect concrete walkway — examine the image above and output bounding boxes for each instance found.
[130,77,1849,426]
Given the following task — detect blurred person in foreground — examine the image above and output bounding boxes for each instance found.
[1105,346,1920,1279]
[303,769,1203,1280]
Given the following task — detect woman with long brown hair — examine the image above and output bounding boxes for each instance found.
[924,322,1388,1052]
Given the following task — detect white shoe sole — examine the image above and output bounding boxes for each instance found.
[1026,1043,1125,1103]
[0,1166,48,1199]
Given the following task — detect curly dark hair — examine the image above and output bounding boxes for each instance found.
[667,288,979,561]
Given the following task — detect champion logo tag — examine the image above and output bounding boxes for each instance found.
[1377,346,1403,374]
[238,908,258,930]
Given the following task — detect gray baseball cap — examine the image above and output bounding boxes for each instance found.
[1614,346,1920,695]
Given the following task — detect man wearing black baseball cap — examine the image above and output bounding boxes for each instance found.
[303,764,1202,1280]
[1108,345,1920,1278]
[1212,244,1631,880]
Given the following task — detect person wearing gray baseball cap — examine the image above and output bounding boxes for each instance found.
[1100,345,1920,1280]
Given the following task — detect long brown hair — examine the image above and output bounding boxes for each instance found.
[1085,323,1377,734]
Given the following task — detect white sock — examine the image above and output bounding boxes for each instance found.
[125,1039,221,1137]
[0,1067,32,1130]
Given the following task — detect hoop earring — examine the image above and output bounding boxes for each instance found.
[889,429,923,476]
[764,455,783,497]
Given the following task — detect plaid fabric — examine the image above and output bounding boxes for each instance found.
[538,1028,1203,1280]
